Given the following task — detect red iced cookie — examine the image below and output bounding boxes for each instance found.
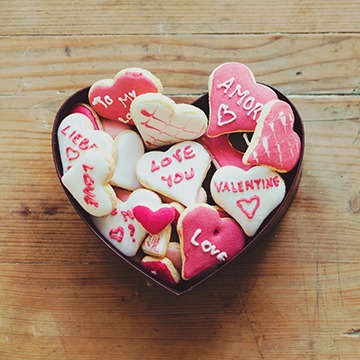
[177,204,246,280]
[141,256,180,286]
[242,100,301,173]
[88,67,163,124]
[207,62,278,136]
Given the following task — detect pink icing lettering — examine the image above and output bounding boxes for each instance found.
[184,168,195,180]
[151,160,160,172]
[183,145,195,159]
[83,173,94,187]
[121,210,134,222]
[237,181,244,192]
[78,138,90,150]
[71,133,83,145]
[84,196,99,207]
[214,181,223,193]
[109,226,124,242]
[172,148,183,162]
[82,164,94,173]
[273,176,280,187]
[245,180,254,191]
[60,125,71,136]
[173,172,184,184]
[236,196,260,219]
[222,181,230,192]
[161,174,173,187]
[66,147,80,161]
[161,157,172,167]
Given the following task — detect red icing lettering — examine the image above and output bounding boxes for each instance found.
[121,210,134,222]
[83,173,94,187]
[161,157,172,167]
[82,164,94,173]
[151,160,160,172]
[71,133,83,145]
[172,148,183,162]
[60,125,71,136]
[109,226,124,242]
[161,174,173,187]
[214,181,222,193]
[78,138,90,150]
[236,196,260,219]
[183,145,195,159]
[245,180,254,191]
[173,172,184,184]
[184,168,195,180]
[84,195,99,208]
[66,147,80,161]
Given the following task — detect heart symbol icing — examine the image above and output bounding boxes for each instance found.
[130,93,208,149]
[210,165,286,236]
[243,99,302,173]
[133,204,176,235]
[110,130,145,191]
[61,149,117,217]
[91,189,162,257]
[57,113,114,172]
[207,62,278,136]
[178,204,246,280]
[136,141,211,206]
[88,68,163,124]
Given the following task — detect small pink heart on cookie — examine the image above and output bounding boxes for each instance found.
[133,204,176,235]
[210,165,286,236]
[177,204,246,280]
[57,113,114,172]
[242,100,301,173]
[88,68,163,124]
[136,141,211,206]
[91,189,162,257]
[130,93,208,149]
[207,62,278,136]
[61,149,117,217]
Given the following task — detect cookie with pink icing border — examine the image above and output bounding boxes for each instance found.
[88,67,163,124]
[57,113,114,172]
[61,149,117,217]
[177,203,246,280]
[141,224,172,257]
[242,100,301,173]
[91,189,162,257]
[110,130,145,191]
[136,141,211,206]
[210,165,286,236]
[140,256,180,286]
[207,62,278,136]
[71,103,103,130]
[130,93,208,149]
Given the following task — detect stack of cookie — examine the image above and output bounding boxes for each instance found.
[56,63,302,287]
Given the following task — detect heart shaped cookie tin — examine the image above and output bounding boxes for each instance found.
[52,85,304,295]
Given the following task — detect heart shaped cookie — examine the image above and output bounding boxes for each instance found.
[210,165,286,236]
[141,225,172,258]
[177,204,246,280]
[130,93,208,149]
[243,100,301,173]
[110,130,145,190]
[61,149,117,217]
[207,62,278,136]
[88,68,163,124]
[136,141,211,206]
[91,189,162,257]
[57,113,114,172]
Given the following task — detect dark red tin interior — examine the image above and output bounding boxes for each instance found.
[52,87,304,295]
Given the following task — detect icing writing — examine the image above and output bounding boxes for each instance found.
[109,222,136,243]
[81,163,99,208]
[217,77,264,122]
[190,228,228,262]
[213,175,280,193]
[91,90,136,122]
[144,234,161,253]
[150,144,197,188]
[236,196,260,219]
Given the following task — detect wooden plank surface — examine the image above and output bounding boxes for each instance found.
[1,1,360,359]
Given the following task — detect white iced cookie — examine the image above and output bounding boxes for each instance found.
[130,93,208,149]
[136,141,211,206]
[141,225,172,258]
[61,149,117,217]
[110,130,145,190]
[91,189,162,257]
[210,165,286,236]
[57,113,114,172]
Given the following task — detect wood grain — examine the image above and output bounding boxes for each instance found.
[1,1,360,359]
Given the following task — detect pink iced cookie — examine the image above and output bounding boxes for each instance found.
[101,118,131,138]
[141,225,172,258]
[110,130,145,191]
[71,103,102,130]
[140,256,180,286]
[57,113,114,172]
[207,62,278,136]
[133,204,176,235]
[88,68,163,124]
[198,132,253,170]
[243,100,301,173]
[210,165,286,236]
[130,93,208,149]
[91,189,162,257]
[61,149,117,217]
[136,141,211,206]
[177,204,246,280]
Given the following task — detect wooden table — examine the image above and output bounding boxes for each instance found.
[1,1,359,359]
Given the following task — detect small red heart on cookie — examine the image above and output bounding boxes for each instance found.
[133,204,176,235]
[88,68,163,124]
[177,204,246,280]
[130,93,208,149]
[207,62,278,136]
[242,100,301,173]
